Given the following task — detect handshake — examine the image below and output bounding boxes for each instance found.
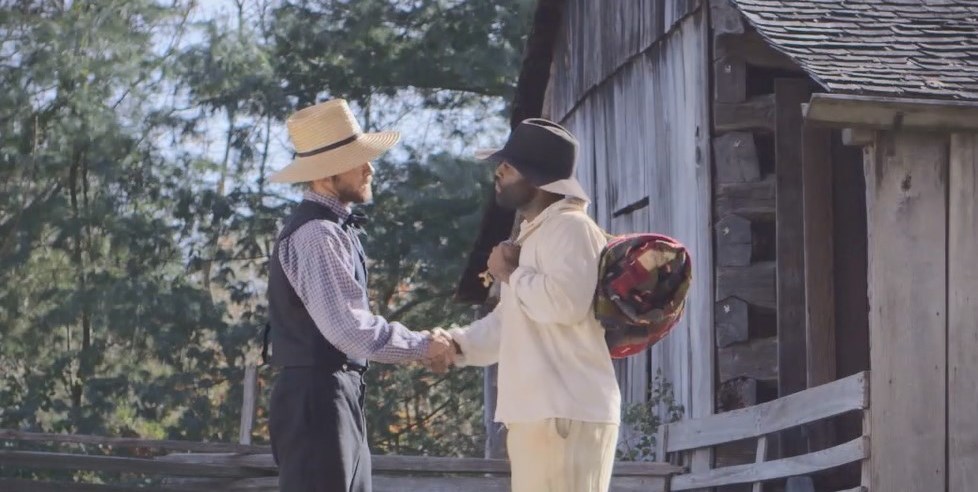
[420,328,459,374]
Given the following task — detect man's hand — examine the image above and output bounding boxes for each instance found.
[487,241,520,284]
[423,328,456,374]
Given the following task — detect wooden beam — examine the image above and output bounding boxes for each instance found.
[717,262,776,310]
[718,336,778,383]
[715,29,800,71]
[752,435,770,492]
[0,478,179,492]
[802,123,836,454]
[0,450,266,478]
[715,94,777,133]
[156,452,682,477]
[805,93,978,132]
[714,132,760,184]
[709,0,744,37]
[671,438,867,490]
[715,56,747,103]
[830,134,870,380]
[948,132,978,491]
[775,82,811,453]
[830,135,870,484]
[239,364,258,445]
[0,429,266,454]
[715,214,775,267]
[209,475,678,492]
[865,132,948,492]
[717,377,778,412]
[841,128,874,147]
[716,296,777,348]
[716,177,776,219]
[716,214,752,266]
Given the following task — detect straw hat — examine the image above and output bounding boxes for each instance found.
[269,99,400,183]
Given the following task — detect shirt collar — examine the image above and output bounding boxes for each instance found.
[303,190,352,222]
[517,198,587,242]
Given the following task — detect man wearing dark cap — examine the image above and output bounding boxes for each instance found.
[436,119,622,492]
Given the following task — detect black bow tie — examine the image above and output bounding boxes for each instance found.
[343,211,369,231]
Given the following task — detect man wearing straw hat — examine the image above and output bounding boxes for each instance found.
[262,99,453,492]
[433,119,622,492]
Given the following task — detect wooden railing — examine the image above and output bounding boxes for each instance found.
[0,429,681,491]
[657,371,870,492]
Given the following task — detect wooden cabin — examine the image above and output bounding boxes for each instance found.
[5,1,977,491]
[457,0,978,490]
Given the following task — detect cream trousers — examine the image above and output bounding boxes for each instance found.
[506,418,620,492]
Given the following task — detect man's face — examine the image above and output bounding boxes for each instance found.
[494,161,536,210]
[331,162,374,204]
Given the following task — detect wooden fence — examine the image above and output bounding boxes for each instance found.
[2,370,872,491]
[0,429,680,491]
[657,371,870,491]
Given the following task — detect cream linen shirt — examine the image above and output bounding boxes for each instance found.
[449,199,621,424]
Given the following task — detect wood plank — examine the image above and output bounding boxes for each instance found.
[159,453,507,474]
[665,371,867,453]
[714,132,760,184]
[949,132,978,492]
[375,476,510,492]
[0,450,266,478]
[715,56,747,103]
[217,474,673,492]
[716,296,777,348]
[716,176,775,219]
[677,12,717,482]
[0,429,267,454]
[752,435,769,492]
[715,94,776,133]
[775,78,810,458]
[864,132,948,492]
[157,452,681,477]
[805,93,978,132]
[717,262,776,309]
[239,364,258,445]
[670,437,867,490]
[0,478,181,492]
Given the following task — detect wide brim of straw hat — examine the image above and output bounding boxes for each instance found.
[269,131,400,184]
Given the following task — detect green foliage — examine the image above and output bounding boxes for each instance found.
[617,370,685,462]
[0,0,532,467]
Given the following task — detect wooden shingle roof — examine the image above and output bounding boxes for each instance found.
[733,0,978,101]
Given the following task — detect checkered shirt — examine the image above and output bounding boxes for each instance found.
[277,191,429,363]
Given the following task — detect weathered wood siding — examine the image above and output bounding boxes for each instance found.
[544,0,714,468]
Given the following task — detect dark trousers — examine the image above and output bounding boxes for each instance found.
[270,367,371,492]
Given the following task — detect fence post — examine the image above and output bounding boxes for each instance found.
[239,364,258,445]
